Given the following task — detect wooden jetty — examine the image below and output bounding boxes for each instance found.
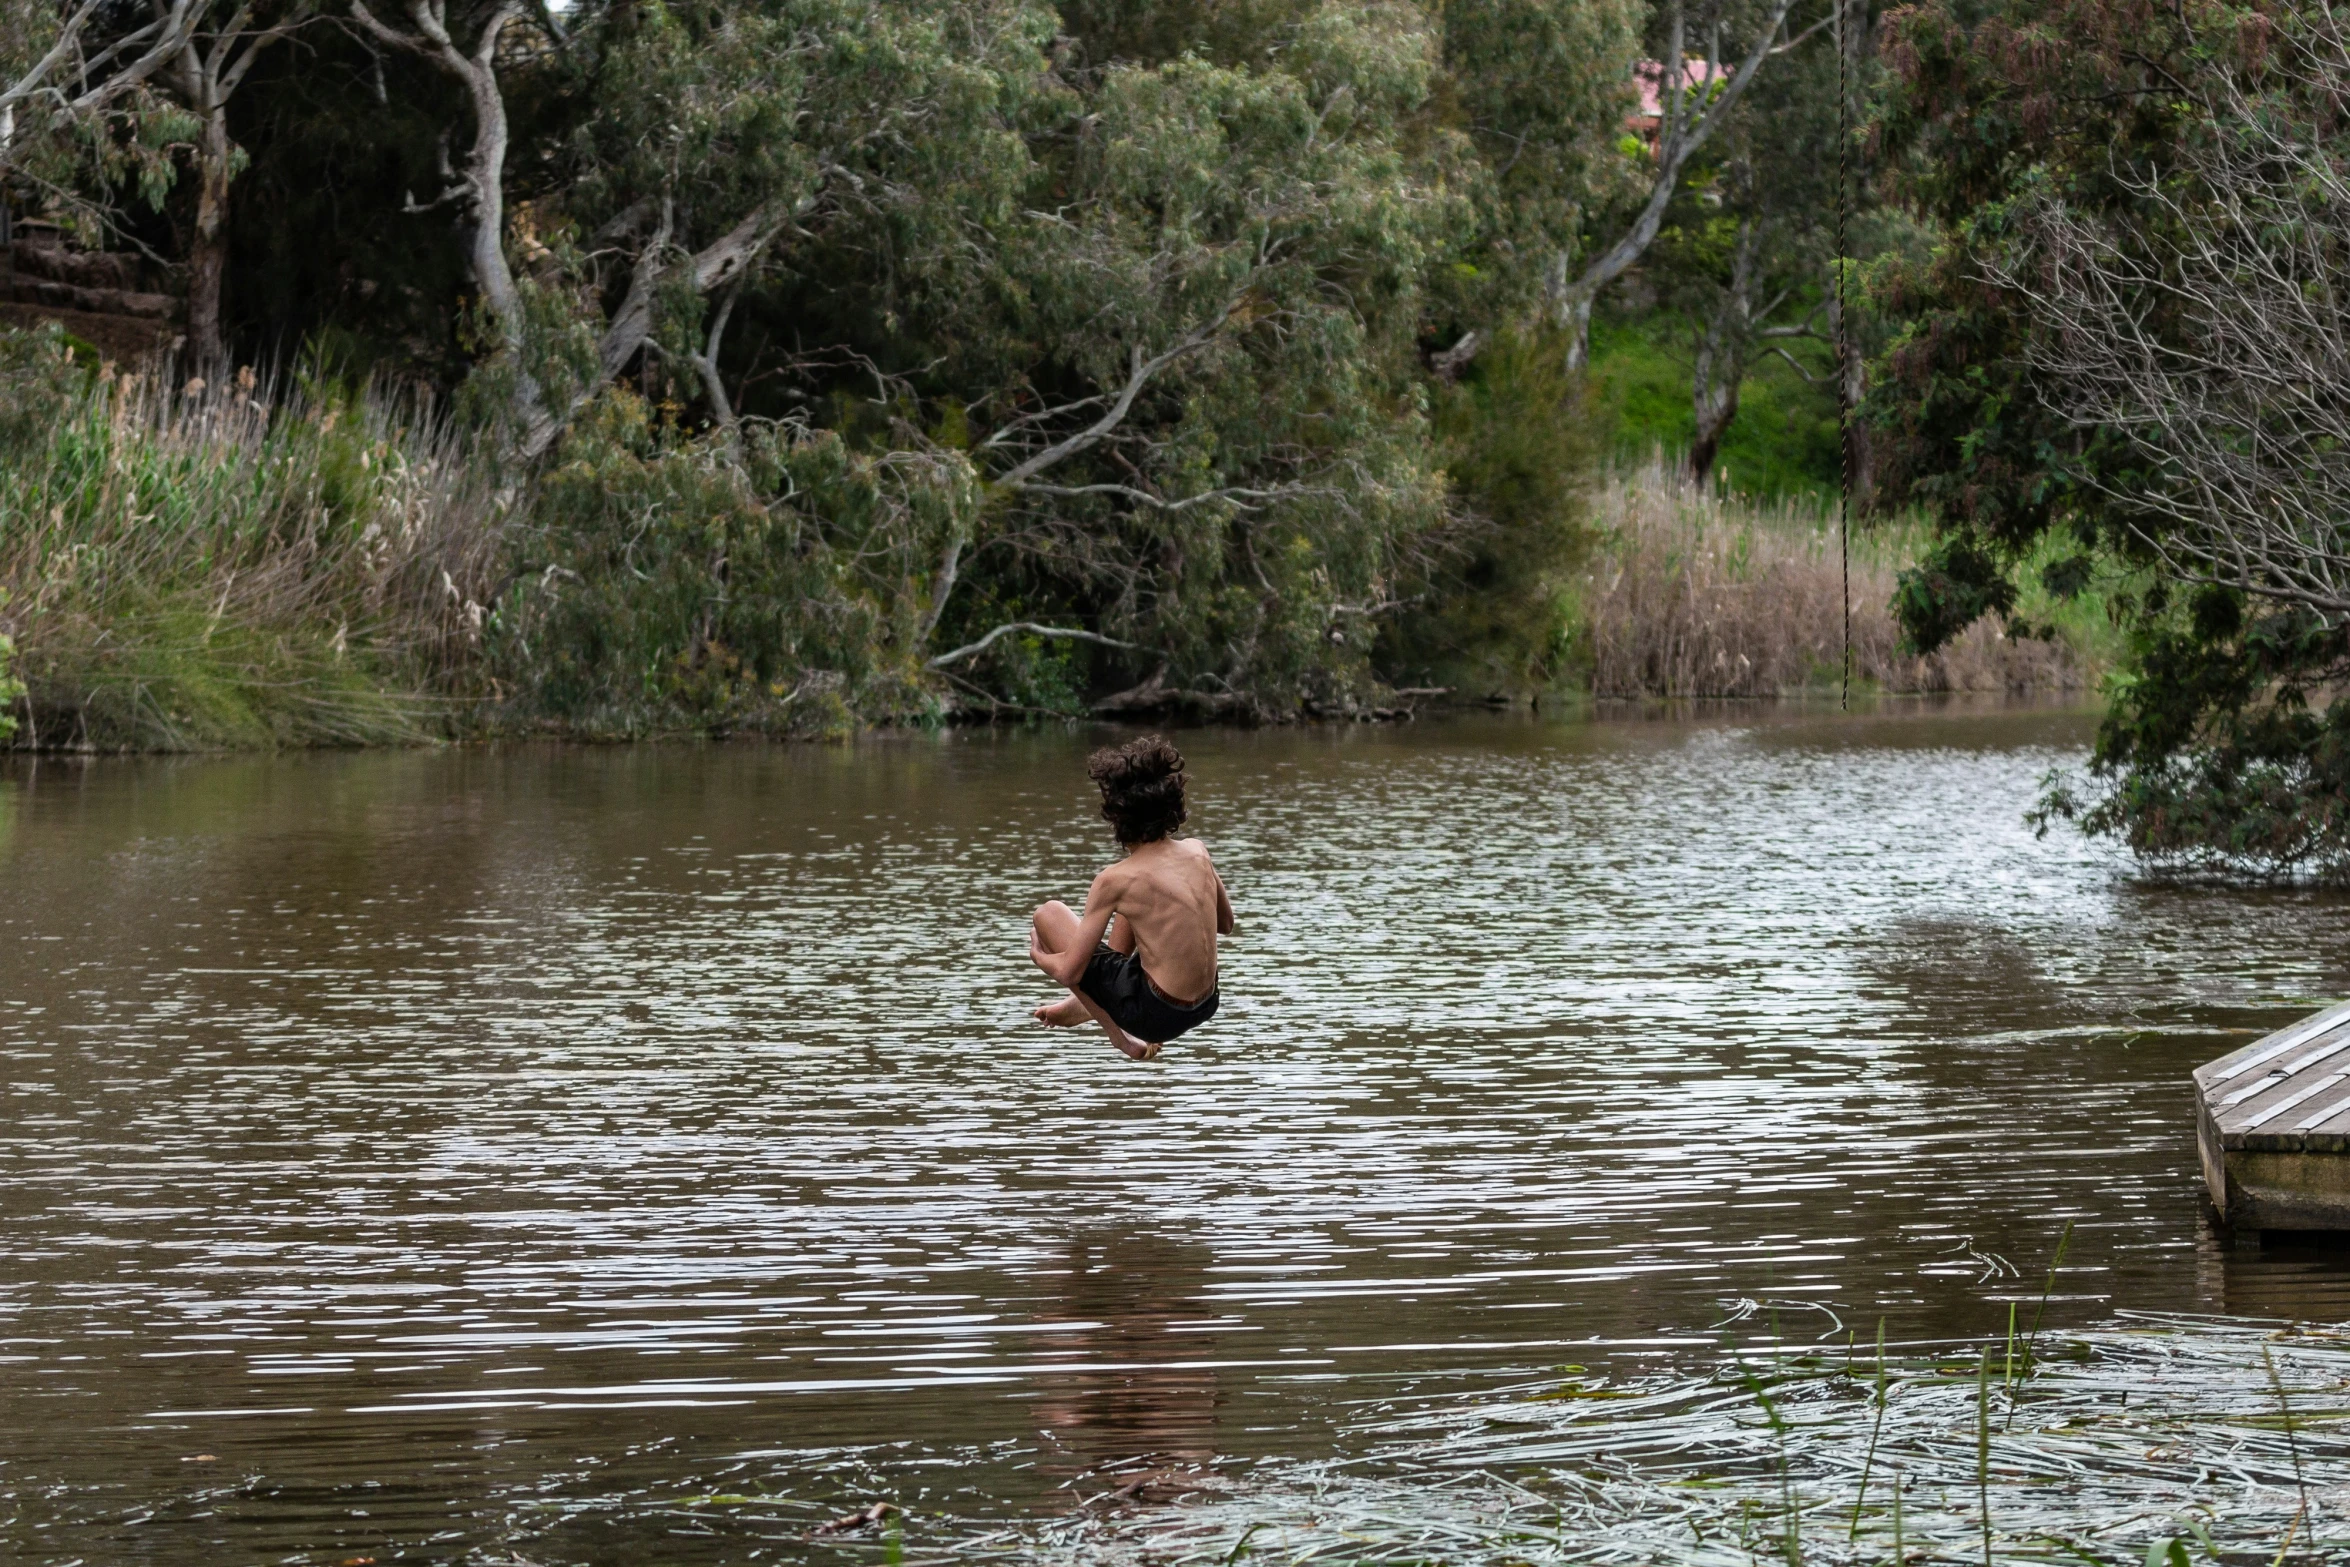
[2196,1002,2350,1231]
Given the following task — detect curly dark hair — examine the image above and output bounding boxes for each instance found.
[1087,734,1188,844]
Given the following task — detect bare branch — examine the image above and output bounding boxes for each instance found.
[1982,17,2350,623]
[991,306,1239,488]
[1763,344,1827,382]
[517,203,783,460]
[1013,482,1316,512]
[0,0,109,118]
[693,275,744,431]
[927,621,1144,669]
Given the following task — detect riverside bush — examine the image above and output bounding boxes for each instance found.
[483,393,972,737]
[0,328,495,749]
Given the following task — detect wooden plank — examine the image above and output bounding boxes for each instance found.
[2217,1031,2350,1118]
[2221,1071,2287,1108]
[2241,1070,2350,1130]
[2293,1091,2350,1133]
[2206,1005,2350,1082]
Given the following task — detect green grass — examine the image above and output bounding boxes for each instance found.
[1587,309,1842,501]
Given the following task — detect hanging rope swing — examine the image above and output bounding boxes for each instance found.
[1836,0,1854,711]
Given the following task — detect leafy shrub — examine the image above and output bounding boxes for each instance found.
[1384,328,1600,694]
[485,393,976,736]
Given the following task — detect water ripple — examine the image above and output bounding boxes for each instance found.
[3,705,2347,1561]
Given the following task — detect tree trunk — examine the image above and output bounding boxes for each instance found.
[1825,255,1871,508]
[447,21,562,457]
[1560,287,1595,374]
[184,104,231,373]
[1688,218,1758,483]
[350,0,553,453]
[1544,0,1798,375]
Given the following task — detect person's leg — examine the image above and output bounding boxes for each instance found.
[1030,901,1158,1059]
[1058,986,1160,1060]
[1032,899,1081,956]
[1030,900,1089,1026]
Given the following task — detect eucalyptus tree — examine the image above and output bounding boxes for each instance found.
[552,0,1478,705]
[1428,0,1643,366]
[160,0,309,370]
[923,0,1470,705]
[344,0,554,440]
[0,0,201,181]
[1652,4,1841,480]
[558,0,1054,440]
[1548,0,1812,371]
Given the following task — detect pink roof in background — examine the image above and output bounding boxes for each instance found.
[1630,56,1733,123]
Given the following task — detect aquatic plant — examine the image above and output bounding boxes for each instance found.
[911,1313,2348,1566]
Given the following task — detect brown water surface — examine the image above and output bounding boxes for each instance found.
[3,706,2347,1562]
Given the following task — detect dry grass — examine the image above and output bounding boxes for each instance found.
[1581,469,2101,699]
[0,336,499,749]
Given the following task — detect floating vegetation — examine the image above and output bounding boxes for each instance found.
[914,1314,2350,1565]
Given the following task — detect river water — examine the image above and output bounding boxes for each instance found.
[3,704,2347,1563]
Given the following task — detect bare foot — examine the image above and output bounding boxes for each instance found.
[1032,996,1089,1027]
[1112,1037,1162,1062]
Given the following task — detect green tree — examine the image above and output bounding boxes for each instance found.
[1875,0,2350,875]
[1548,0,1806,370]
[6,0,1651,733]
[1654,6,1843,481]
[1432,0,1643,346]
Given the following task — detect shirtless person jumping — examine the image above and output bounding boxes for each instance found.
[1030,735,1232,1060]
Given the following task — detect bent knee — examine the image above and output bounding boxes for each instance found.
[1033,898,1075,923]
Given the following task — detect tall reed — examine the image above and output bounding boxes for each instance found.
[1579,468,2103,699]
[0,330,499,749]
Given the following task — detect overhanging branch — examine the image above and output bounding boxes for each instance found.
[928,622,1143,669]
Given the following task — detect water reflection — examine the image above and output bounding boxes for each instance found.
[1029,1232,1222,1509]
[2,705,2348,1563]
[2196,1218,2350,1321]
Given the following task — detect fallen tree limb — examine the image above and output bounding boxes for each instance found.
[1089,667,1249,717]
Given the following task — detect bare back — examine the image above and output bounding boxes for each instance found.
[1093,838,1231,1005]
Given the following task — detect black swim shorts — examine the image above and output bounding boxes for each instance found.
[1078,943,1219,1044]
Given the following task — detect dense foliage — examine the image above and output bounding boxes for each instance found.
[1873,0,2350,876]
[2,0,1756,728]
[40,0,2300,892]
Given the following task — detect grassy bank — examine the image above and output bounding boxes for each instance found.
[0,332,494,750]
[1574,469,2117,701]
[0,329,2114,752]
